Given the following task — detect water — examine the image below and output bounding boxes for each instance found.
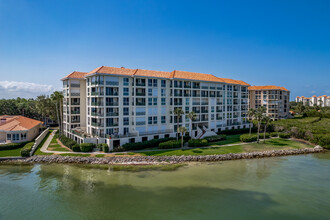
[0,153,330,220]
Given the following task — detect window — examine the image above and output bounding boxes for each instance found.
[123,88,129,96]
[148,79,153,87]
[148,98,152,105]
[161,89,166,96]
[148,88,152,96]
[123,98,129,106]
[123,78,129,86]
[153,116,157,124]
[7,134,11,140]
[148,116,153,125]
[161,80,166,87]
[153,79,157,87]
[186,98,190,105]
[161,116,166,123]
[123,107,129,116]
[21,133,27,140]
[124,127,129,134]
[123,117,129,125]
[153,98,157,105]
[161,98,166,105]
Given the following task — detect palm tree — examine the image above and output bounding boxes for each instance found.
[247,108,256,135]
[255,106,266,143]
[187,111,197,138]
[262,115,271,143]
[51,91,64,133]
[177,126,187,149]
[174,108,184,140]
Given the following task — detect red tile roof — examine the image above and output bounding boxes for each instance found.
[0,115,43,131]
[61,71,88,80]
[83,66,249,85]
[248,85,289,91]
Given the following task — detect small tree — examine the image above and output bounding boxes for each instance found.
[247,108,256,135]
[262,115,271,143]
[177,126,187,149]
[255,106,266,143]
[174,108,184,140]
[187,111,197,138]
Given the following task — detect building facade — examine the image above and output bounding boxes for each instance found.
[0,115,43,144]
[62,66,250,150]
[248,86,290,119]
[296,95,330,107]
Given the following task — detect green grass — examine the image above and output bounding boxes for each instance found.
[95,154,105,157]
[209,134,242,146]
[0,147,24,157]
[115,152,136,155]
[138,138,313,156]
[50,147,71,152]
[59,153,91,157]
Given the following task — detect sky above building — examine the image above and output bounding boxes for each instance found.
[0,0,329,100]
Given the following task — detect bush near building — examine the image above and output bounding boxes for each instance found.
[59,135,77,149]
[258,133,270,139]
[188,139,208,147]
[72,144,81,152]
[97,143,109,152]
[113,137,175,152]
[204,135,226,142]
[270,132,279,137]
[20,142,34,157]
[278,133,291,139]
[80,143,95,152]
[240,134,258,142]
[0,142,29,151]
[158,140,181,149]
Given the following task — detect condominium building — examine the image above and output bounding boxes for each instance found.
[62,66,250,150]
[296,95,330,107]
[248,86,290,119]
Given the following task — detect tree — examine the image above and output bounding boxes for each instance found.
[174,108,184,140]
[255,106,266,143]
[51,91,64,133]
[262,115,271,143]
[177,126,187,149]
[247,108,256,135]
[187,111,197,138]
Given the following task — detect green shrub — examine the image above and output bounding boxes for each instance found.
[20,142,34,157]
[270,132,278,137]
[114,137,175,152]
[240,134,258,142]
[279,133,291,139]
[0,142,28,151]
[98,143,109,152]
[72,144,81,152]
[312,134,330,149]
[258,133,270,139]
[188,139,208,147]
[59,135,77,149]
[204,134,226,142]
[158,140,181,149]
[79,143,95,152]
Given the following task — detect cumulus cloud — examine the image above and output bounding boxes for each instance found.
[0,81,54,99]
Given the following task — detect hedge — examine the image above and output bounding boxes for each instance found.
[240,134,258,142]
[20,142,34,157]
[72,144,81,152]
[279,133,291,139]
[98,143,109,152]
[59,135,77,149]
[158,140,181,149]
[311,134,330,149]
[188,139,208,148]
[218,127,257,135]
[113,137,175,152]
[270,132,279,137]
[258,133,270,139]
[0,142,28,151]
[80,143,95,152]
[204,135,226,142]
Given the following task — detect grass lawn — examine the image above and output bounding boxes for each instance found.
[0,147,24,157]
[138,138,313,156]
[95,154,105,157]
[58,153,91,157]
[209,134,242,146]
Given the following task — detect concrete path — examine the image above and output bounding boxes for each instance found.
[40,129,58,153]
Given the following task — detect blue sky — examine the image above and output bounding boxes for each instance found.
[0,0,329,100]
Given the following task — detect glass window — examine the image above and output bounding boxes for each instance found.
[161,80,166,87]
[123,78,129,86]
[123,97,129,106]
[161,98,166,105]
[123,117,129,125]
[148,79,153,87]
[161,89,166,96]
[148,98,153,105]
[153,116,157,124]
[148,116,153,125]
[7,134,11,140]
[123,107,129,116]
[153,98,157,105]
[153,79,157,87]
[123,88,129,96]
[161,116,166,123]
[186,98,190,105]
[148,88,152,96]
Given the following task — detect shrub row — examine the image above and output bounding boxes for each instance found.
[279,133,291,139]
[188,139,208,147]
[259,133,270,139]
[158,140,181,149]
[240,134,258,142]
[311,134,330,149]
[204,135,226,142]
[270,132,279,137]
[20,142,34,157]
[114,137,175,152]
[59,135,78,149]
[97,143,109,152]
[0,142,29,151]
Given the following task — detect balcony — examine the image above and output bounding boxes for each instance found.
[91,81,104,85]
[71,110,80,114]
[71,120,80,123]
[106,102,119,106]
[136,102,146,106]
[139,129,174,136]
[107,133,138,139]
[174,102,183,106]
[106,112,119,116]
[91,122,103,127]
[71,93,80,96]
[136,92,146,96]
[71,102,80,106]
[70,84,80,87]
[91,112,104,117]
[106,81,119,86]
[91,92,104,96]
[91,102,104,106]
[201,102,208,105]
[136,121,146,126]
[106,92,118,96]
[136,112,146,116]
[107,123,119,127]
[136,82,146,87]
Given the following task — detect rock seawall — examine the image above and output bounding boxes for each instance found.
[0,147,324,165]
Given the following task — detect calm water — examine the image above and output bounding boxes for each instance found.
[0,153,330,220]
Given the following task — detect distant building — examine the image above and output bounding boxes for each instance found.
[61,66,250,150]
[296,95,330,107]
[0,115,43,144]
[248,85,290,120]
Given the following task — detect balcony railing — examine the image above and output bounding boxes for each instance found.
[106,81,119,86]
[71,93,80,96]
[106,133,138,139]
[91,92,104,96]
[136,92,146,96]
[91,122,103,127]
[106,102,119,106]
[70,84,80,87]
[71,102,80,105]
[91,81,104,85]
[71,120,80,123]
[136,121,146,126]
[91,112,104,117]
[136,82,146,86]
[71,110,80,114]
[139,129,174,136]
[106,112,119,116]
[107,123,119,127]
[136,112,146,116]
[106,92,119,96]
[91,102,104,106]
[136,102,146,106]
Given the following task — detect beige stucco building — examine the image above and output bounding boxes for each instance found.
[0,115,43,144]
[248,85,290,119]
[296,95,330,107]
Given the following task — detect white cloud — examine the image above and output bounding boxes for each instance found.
[311,90,316,94]
[0,81,54,99]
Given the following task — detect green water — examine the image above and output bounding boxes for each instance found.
[0,153,330,220]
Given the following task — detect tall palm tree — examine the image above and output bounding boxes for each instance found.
[187,111,197,138]
[51,91,64,133]
[255,106,266,143]
[262,115,271,143]
[174,108,184,140]
[177,126,187,149]
[247,108,256,135]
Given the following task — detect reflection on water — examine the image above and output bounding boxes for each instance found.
[0,153,330,220]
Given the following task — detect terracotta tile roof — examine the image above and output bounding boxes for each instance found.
[61,71,87,80]
[83,66,249,86]
[248,85,289,91]
[0,115,43,131]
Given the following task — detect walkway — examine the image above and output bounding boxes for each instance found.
[40,129,58,153]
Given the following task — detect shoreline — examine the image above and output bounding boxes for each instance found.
[0,147,325,166]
